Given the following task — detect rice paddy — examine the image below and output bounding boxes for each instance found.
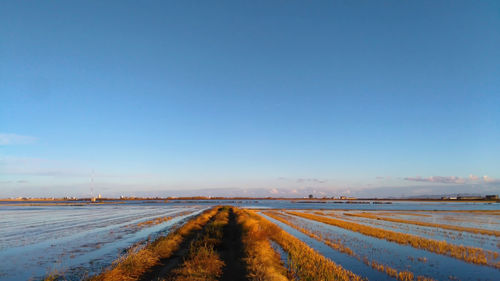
[0,200,498,280]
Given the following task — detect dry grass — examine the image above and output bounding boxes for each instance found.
[91,207,219,281]
[265,211,436,281]
[263,211,354,256]
[136,216,173,227]
[287,211,499,268]
[374,212,432,218]
[169,245,224,281]
[344,212,500,237]
[247,210,364,281]
[167,207,228,281]
[366,259,434,281]
[234,209,290,281]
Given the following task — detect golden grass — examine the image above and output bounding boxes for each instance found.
[91,207,219,281]
[265,211,436,281]
[377,212,432,217]
[136,216,173,227]
[169,245,224,281]
[367,259,435,281]
[234,209,290,281]
[246,210,364,281]
[344,212,500,237]
[133,211,193,228]
[263,211,354,256]
[286,211,499,268]
[167,208,228,281]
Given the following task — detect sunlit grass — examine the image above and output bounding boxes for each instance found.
[91,207,219,281]
[287,211,499,268]
[343,212,500,237]
[265,211,437,281]
[264,211,354,256]
[246,210,364,281]
[167,207,228,281]
[234,209,290,281]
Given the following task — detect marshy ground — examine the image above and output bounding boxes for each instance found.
[37,206,500,281]
[91,206,252,281]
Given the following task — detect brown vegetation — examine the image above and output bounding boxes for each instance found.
[245,210,364,281]
[234,209,290,281]
[91,207,219,281]
[286,211,500,268]
[136,216,173,228]
[50,207,493,281]
[166,208,229,281]
[265,211,436,281]
[343,212,500,237]
[263,211,354,256]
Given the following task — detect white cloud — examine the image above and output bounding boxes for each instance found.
[297,178,327,184]
[469,174,479,181]
[404,175,499,185]
[0,133,37,145]
[404,176,466,184]
[483,175,499,183]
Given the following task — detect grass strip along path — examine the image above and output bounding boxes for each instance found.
[87,207,364,281]
[92,207,220,281]
[243,210,363,281]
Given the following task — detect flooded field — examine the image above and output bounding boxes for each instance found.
[262,210,500,280]
[0,200,498,280]
[0,203,205,281]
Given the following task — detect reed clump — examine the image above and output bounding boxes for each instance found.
[92,207,219,281]
[344,212,500,237]
[287,211,499,268]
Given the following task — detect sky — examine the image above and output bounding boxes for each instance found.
[1,1,499,198]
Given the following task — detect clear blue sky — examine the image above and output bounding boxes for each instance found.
[1,1,499,198]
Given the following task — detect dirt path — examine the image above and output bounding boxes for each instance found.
[219,208,248,281]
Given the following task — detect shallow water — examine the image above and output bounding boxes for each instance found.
[277,211,500,280]
[310,210,500,252]
[0,200,499,280]
[0,204,205,281]
[261,213,392,281]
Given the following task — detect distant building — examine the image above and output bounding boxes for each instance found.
[98,194,102,199]
[485,195,498,200]
[457,196,482,200]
